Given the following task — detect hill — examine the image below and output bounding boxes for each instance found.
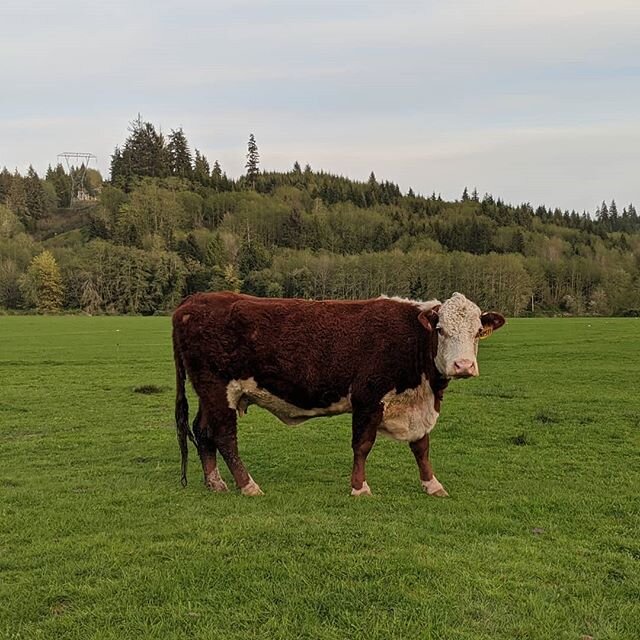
[1,117,639,316]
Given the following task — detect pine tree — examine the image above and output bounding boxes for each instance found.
[245,133,260,188]
[21,250,64,312]
[597,200,609,229]
[24,166,47,220]
[471,187,479,202]
[193,149,210,185]
[461,187,469,201]
[7,171,28,222]
[111,115,170,186]
[0,167,12,204]
[609,199,619,231]
[292,161,301,174]
[204,233,226,267]
[168,128,193,178]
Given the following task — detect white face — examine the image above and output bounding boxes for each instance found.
[433,293,491,379]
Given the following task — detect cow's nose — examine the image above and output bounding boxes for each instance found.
[453,359,477,377]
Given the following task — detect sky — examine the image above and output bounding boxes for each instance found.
[1,0,639,212]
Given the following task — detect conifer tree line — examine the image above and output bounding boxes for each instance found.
[1,115,639,316]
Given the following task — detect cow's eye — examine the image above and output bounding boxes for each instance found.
[437,327,444,336]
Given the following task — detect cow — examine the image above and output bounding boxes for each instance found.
[172,291,505,497]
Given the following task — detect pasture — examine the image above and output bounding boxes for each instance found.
[0,315,638,639]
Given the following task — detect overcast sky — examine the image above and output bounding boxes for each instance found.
[1,0,639,212]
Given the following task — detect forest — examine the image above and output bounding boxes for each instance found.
[1,116,639,316]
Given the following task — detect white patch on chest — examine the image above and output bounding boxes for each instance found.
[226,377,352,426]
[378,375,439,442]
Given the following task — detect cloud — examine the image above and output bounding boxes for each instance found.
[0,0,638,211]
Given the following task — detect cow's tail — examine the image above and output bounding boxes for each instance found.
[173,334,192,487]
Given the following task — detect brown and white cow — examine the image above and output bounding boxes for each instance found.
[172,291,505,497]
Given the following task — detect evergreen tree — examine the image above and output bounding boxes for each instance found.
[0,167,12,204]
[245,133,260,188]
[609,199,619,231]
[24,166,47,220]
[292,161,302,174]
[193,149,210,185]
[597,201,609,229]
[238,233,270,277]
[471,187,479,202]
[204,233,226,267]
[45,163,72,208]
[21,250,64,312]
[461,187,469,202]
[7,171,28,222]
[168,128,193,178]
[110,115,170,187]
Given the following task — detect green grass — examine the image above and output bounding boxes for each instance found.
[1,316,639,639]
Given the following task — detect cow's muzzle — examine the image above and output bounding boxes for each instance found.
[452,359,478,378]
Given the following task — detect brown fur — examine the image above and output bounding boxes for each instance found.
[172,292,454,493]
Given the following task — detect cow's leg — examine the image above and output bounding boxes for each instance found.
[192,404,228,492]
[409,434,448,497]
[197,377,263,496]
[350,404,383,496]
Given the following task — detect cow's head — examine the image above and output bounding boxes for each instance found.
[419,292,505,379]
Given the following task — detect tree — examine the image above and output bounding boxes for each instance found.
[7,171,27,222]
[24,166,47,221]
[461,187,469,202]
[245,133,260,188]
[193,149,211,185]
[110,115,170,187]
[237,233,270,277]
[21,250,64,312]
[168,128,193,178]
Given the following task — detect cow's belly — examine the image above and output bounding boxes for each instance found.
[378,375,439,442]
[226,377,351,425]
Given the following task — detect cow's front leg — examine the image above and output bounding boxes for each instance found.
[409,434,449,497]
[350,403,382,496]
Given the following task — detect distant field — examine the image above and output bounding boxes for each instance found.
[1,316,638,640]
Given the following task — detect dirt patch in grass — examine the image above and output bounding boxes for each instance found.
[534,409,559,424]
[133,384,165,395]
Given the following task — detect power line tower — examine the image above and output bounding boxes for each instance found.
[57,152,97,205]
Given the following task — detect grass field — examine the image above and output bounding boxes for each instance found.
[1,315,638,640]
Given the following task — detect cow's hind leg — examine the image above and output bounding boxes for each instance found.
[410,434,448,497]
[192,404,228,492]
[196,377,263,496]
[350,403,382,496]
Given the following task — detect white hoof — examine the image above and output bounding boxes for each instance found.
[240,477,264,496]
[205,469,228,492]
[422,477,449,497]
[351,481,372,497]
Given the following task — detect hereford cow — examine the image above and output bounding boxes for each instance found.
[172,291,505,497]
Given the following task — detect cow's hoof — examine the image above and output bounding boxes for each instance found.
[422,477,449,497]
[206,479,229,492]
[240,478,264,496]
[351,481,372,497]
[205,471,228,492]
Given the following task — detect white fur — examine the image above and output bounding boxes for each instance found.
[379,295,441,313]
[240,475,263,496]
[227,377,351,425]
[434,292,482,378]
[422,476,448,496]
[351,481,372,496]
[378,375,439,441]
[206,468,228,492]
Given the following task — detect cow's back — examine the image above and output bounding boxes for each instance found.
[173,292,428,410]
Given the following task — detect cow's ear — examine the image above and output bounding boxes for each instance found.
[480,312,506,338]
[418,306,440,331]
